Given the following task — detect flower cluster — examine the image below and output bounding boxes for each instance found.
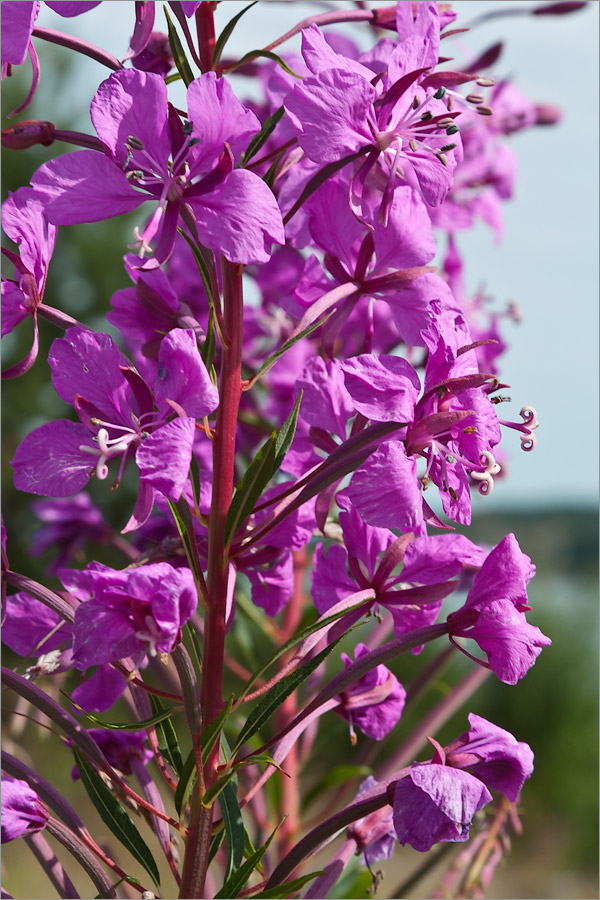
[1,2,575,897]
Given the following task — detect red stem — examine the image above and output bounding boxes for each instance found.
[179,258,244,899]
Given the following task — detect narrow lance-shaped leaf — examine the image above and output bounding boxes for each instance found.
[241,106,285,166]
[72,748,161,888]
[148,694,183,776]
[218,777,245,881]
[174,748,197,818]
[212,1,259,68]
[224,434,277,547]
[229,49,302,78]
[274,391,302,470]
[215,820,282,899]
[164,7,195,86]
[70,698,179,732]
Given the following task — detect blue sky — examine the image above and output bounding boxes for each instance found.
[31,0,600,510]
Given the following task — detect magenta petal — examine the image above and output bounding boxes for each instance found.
[467,599,551,685]
[2,592,71,656]
[452,714,535,802]
[401,534,486,584]
[466,533,535,612]
[121,479,155,534]
[190,169,284,264]
[72,596,140,667]
[49,327,130,420]
[11,420,94,496]
[31,150,144,224]
[154,329,219,418]
[90,69,171,169]
[340,355,420,423]
[46,2,101,15]
[127,564,196,651]
[71,664,127,713]
[1,777,48,844]
[311,543,356,615]
[347,441,422,532]
[2,187,57,285]
[136,417,196,502]
[246,552,293,617]
[393,765,492,852]
[285,68,375,165]
[1,281,30,336]
[186,72,261,171]
[1,2,39,66]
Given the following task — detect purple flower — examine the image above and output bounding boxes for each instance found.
[392,764,492,852]
[1,187,56,378]
[348,777,396,867]
[343,340,502,530]
[107,253,208,359]
[64,561,196,667]
[31,69,284,266]
[447,534,551,684]
[2,592,71,657]
[444,713,534,802]
[284,23,462,217]
[337,643,406,741]
[71,730,152,779]
[286,176,442,351]
[1,776,48,843]
[11,326,218,531]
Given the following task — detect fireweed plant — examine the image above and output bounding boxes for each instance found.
[0,1,585,898]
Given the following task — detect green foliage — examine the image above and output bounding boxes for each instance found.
[73,748,161,887]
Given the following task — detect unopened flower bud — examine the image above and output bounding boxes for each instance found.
[2,120,55,150]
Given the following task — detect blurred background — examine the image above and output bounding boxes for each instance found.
[2,2,598,899]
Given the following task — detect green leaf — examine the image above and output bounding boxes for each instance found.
[220,777,245,881]
[231,635,347,756]
[215,820,281,899]
[73,748,161,887]
[274,391,302,470]
[164,7,195,87]
[212,1,259,68]
[70,698,178,732]
[174,748,197,817]
[263,149,286,190]
[208,827,226,866]
[241,107,285,167]
[249,872,325,899]
[148,694,183,776]
[225,395,304,546]
[229,49,302,78]
[201,308,217,373]
[201,695,234,765]
[224,435,277,546]
[301,764,372,810]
